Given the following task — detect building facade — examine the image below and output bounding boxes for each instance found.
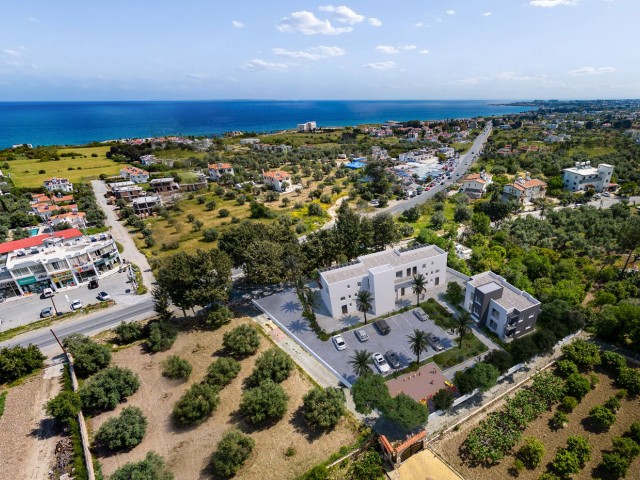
[44,178,74,193]
[120,166,150,184]
[502,177,547,204]
[262,170,294,193]
[562,162,615,192]
[131,195,162,216]
[463,271,540,340]
[150,178,180,193]
[462,172,493,199]
[319,244,448,318]
[208,163,234,181]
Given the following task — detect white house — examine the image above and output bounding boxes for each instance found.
[319,244,448,319]
[131,195,162,216]
[208,162,234,181]
[463,271,540,340]
[502,176,547,204]
[120,166,150,184]
[44,178,74,193]
[239,138,260,145]
[297,121,317,132]
[139,154,159,166]
[461,172,492,199]
[262,170,294,193]
[562,162,615,193]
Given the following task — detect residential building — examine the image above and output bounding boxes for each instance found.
[454,243,473,260]
[463,271,540,340]
[239,138,260,145]
[150,177,180,193]
[262,170,294,193]
[319,244,448,319]
[139,154,159,166]
[252,143,292,153]
[111,185,143,202]
[44,178,74,193]
[502,176,547,204]
[562,162,615,192]
[461,172,493,199]
[208,163,234,181]
[108,180,136,191]
[297,121,317,132]
[120,166,150,184]
[179,172,208,192]
[131,195,162,216]
[49,211,87,230]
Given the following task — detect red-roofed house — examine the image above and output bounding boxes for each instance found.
[50,211,87,229]
[461,172,493,199]
[120,166,149,184]
[208,163,234,181]
[262,170,293,192]
[502,175,547,204]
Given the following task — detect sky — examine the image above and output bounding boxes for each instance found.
[0,0,637,101]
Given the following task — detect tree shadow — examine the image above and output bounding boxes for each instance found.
[281,300,302,314]
[28,417,60,440]
[286,319,312,334]
[338,314,360,328]
[289,406,327,442]
[226,408,282,434]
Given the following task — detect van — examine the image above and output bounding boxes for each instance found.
[42,288,54,298]
[374,319,391,335]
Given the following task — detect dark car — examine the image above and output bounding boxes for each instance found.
[88,279,99,289]
[374,319,391,335]
[385,350,401,369]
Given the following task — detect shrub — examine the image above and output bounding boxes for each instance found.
[483,350,513,374]
[588,405,616,431]
[96,406,147,450]
[617,367,640,396]
[0,344,46,384]
[564,373,591,400]
[590,372,600,390]
[604,395,621,413]
[566,435,591,467]
[79,367,140,413]
[45,391,82,425]
[432,387,455,411]
[202,228,218,242]
[599,452,631,479]
[247,348,294,386]
[550,450,581,478]
[205,357,241,388]
[612,436,640,460]
[114,322,144,344]
[626,422,640,444]
[601,351,627,373]
[509,458,525,476]
[469,362,499,392]
[560,396,578,413]
[561,339,601,370]
[63,334,111,378]
[555,359,579,378]
[302,387,345,429]
[172,383,219,426]
[162,356,192,380]
[146,320,177,353]
[518,438,545,469]
[300,465,329,480]
[222,324,260,357]
[218,208,230,218]
[550,411,568,430]
[201,306,232,330]
[350,450,384,480]
[240,380,289,425]
[110,451,174,480]
[210,430,255,478]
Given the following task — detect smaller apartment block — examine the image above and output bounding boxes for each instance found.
[502,176,547,204]
[120,166,150,184]
[319,244,448,318]
[44,178,74,193]
[464,271,540,340]
[262,170,294,193]
[562,162,615,193]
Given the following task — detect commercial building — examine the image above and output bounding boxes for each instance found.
[319,244,448,318]
[461,172,493,199]
[463,271,540,340]
[562,162,615,192]
[44,178,74,193]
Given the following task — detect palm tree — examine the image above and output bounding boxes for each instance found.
[411,274,427,307]
[456,311,474,350]
[355,290,373,325]
[407,329,429,365]
[348,349,373,377]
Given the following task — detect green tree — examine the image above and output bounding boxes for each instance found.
[483,350,513,374]
[617,215,640,278]
[302,387,346,429]
[152,286,173,323]
[110,451,174,480]
[588,405,616,431]
[618,367,640,396]
[551,449,581,478]
[600,452,631,479]
[210,430,255,478]
[351,374,390,414]
[456,311,474,350]
[385,393,430,429]
[561,339,601,370]
[63,334,112,378]
[411,274,427,307]
[350,450,384,480]
[445,281,465,306]
[114,321,144,344]
[172,383,219,426]
[432,387,455,411]
[96,406,147,450]
[45,391,82,426]
[205,357,241,388]
[431,211,446,229]
[222,324,260,357]
[556,359,579,378]
[469,362,499,392]
[371,212,399,251]
[517,438,545,469]
[146,320,177,353]
[247,348,294,386]
[407,329,429,365]
[243,239,286,284]
[565,373,591,400]
[240,380,289,425]
[348,349,373,377]
[162,356,192,380]
[355,290,373,325]
[79,367,140,413]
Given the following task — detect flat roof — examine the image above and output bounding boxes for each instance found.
[387,364,451,405]
[470,271,539,311]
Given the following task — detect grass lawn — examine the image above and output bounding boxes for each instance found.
[152,148,208,160]
[567,146,616,157]
[8,146,121,188]
[432,333,488,369]
[421,298,458,330]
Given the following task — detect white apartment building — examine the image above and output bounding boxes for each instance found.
[262,170,294,193]
[562,162,615,192]
[44,177,74,193]
[319,244,448,318]
[463,271,541,340]
[462,172,493,199]
[120,166,150,184]
[297,121,317,132]
[208,162,235,181]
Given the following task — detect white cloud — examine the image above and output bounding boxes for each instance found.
[273,45,345,60]
[446,10,455,15]
[403,45,417,51]
[232,20,244,29]
[482,11,492,16]
[529,0,577,7]
[319,5,365,24]
[458,71,532,85]
[363,61,396,70]
[567,66,616,75]
[376,45,400,54]
[368,17,382,27]
[415,21,424,27]
[277,11,353,35]
[494,71,533,81]
[419,49,430,55]
[243,59,288,71]
[2,49,19,56]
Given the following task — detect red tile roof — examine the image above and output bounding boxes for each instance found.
[0,229,83,255]
[208,163,232,170]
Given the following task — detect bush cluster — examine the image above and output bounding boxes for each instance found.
[302,387,346,429]
[205,357,241,388]
[201,305,232,330]
[246,348,294,386]
[146,320,177,353]
[517,437,545,469]
[239,379,288,425]
[453,362,500,395]
[550,436,591,478]
[63,334,111,378]
[222,324,260,357]
[210,430,255,478]
[79,367,140,414]
[162,356,192,381]
[0,344,46,384]
[110,451,174,480]
[45,391,82,426]
[96,406,147,450]
[599,422,640,479]
[114,322,144,344]
[172,383,219,426]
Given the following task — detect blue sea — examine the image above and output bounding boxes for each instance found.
[0,100,535,149]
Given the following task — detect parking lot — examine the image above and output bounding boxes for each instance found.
[254,290,456,385]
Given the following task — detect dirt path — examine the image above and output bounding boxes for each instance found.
[0,365,63,480]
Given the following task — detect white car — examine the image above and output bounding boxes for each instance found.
[70,299,83,311]
[97,291,111,301]
[332,334,347,351]
[372,352,390,374]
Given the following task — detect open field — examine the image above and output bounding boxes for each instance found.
[8,146,121,188]
[432,368,640,480]
[92,318,359,480]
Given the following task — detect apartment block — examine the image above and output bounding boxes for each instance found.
[562,162,615,192]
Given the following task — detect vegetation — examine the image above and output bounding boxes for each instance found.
[172,383,219,426]
[517,437,545,469]
[146,320,178,353]
[45,390,82,426]
[561,339,601,371]
[79,367,140,414]
[246,348,294,386]
[302,387,346,429]
[114,321,144,344]
[599,423,640,479]
[549,436,591,478]
[564,373,591,400]
[204,357,241,388]
[239,379,289,425]
[210,430,255,478]
[588,404,617,432]
[432,387,455,411]
[161,356,192,380]
[0,344,45,384]
[95,406,147,450]
[348,349,373,377]
[453,361,499,394]
[63,334,111,377]
[222,324,260,357]
[350,450,385,480]
[110,451,174,480]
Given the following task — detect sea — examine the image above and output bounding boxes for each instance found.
[0,100,535,149]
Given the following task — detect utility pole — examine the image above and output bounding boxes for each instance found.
[50,295,59,316]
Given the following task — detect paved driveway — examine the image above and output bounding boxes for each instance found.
[254,290,456,385]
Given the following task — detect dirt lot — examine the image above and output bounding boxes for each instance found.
[432,369,640,480]
[92,318,359,480]
[0,365,63,480]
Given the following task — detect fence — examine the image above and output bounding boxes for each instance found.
[66,355,96,480]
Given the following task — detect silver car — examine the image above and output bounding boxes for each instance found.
[354,328,369,342]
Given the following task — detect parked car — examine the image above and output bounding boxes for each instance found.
[42,288,54,298]
[88,279,99,289]
[374,319,391,335]
[332,334,347,351]
[70,299,83,311]
[40,307,54,318]
[385,350,401,369]
[97,291,111,301]
[413,308,429,322]
[372,352,390,374]
[370,199,380,207]
[427,333,443,351]
[354,328,369,342]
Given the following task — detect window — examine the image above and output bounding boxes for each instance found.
[357,282,361,287]
[422,264,426,268]
[396,271,402,278]
[490,308,499,319]
[340,297,345,301]
[347,285,350,289]
[435,269,440,273]
[489,320,497,330]
[412,266,417,275]
[406,268,411,276]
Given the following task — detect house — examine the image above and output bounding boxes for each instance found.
[149,178,180,193]
[131,195,162,216]
[111,185,143,202]
[139,154,159,166]
[120,166,150,184]
[239,138,260,145]
[262,170,294,193]
[297,121,317,132]
[454,243,473,260]
[319,244,448,319]
[562,162,615,193]
[208,163,234,181]
[463,271,540,340]
[51,194,75,205]
[49,211,87,229]
[179,172,208,192]
[502,176,547,204]
[461,172,493,199]
[44,178,73,193]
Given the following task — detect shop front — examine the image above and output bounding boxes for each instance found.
[50,271,76,289]
[76,264,98,282]
[16,275,53,294]
[0,279,22,299]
